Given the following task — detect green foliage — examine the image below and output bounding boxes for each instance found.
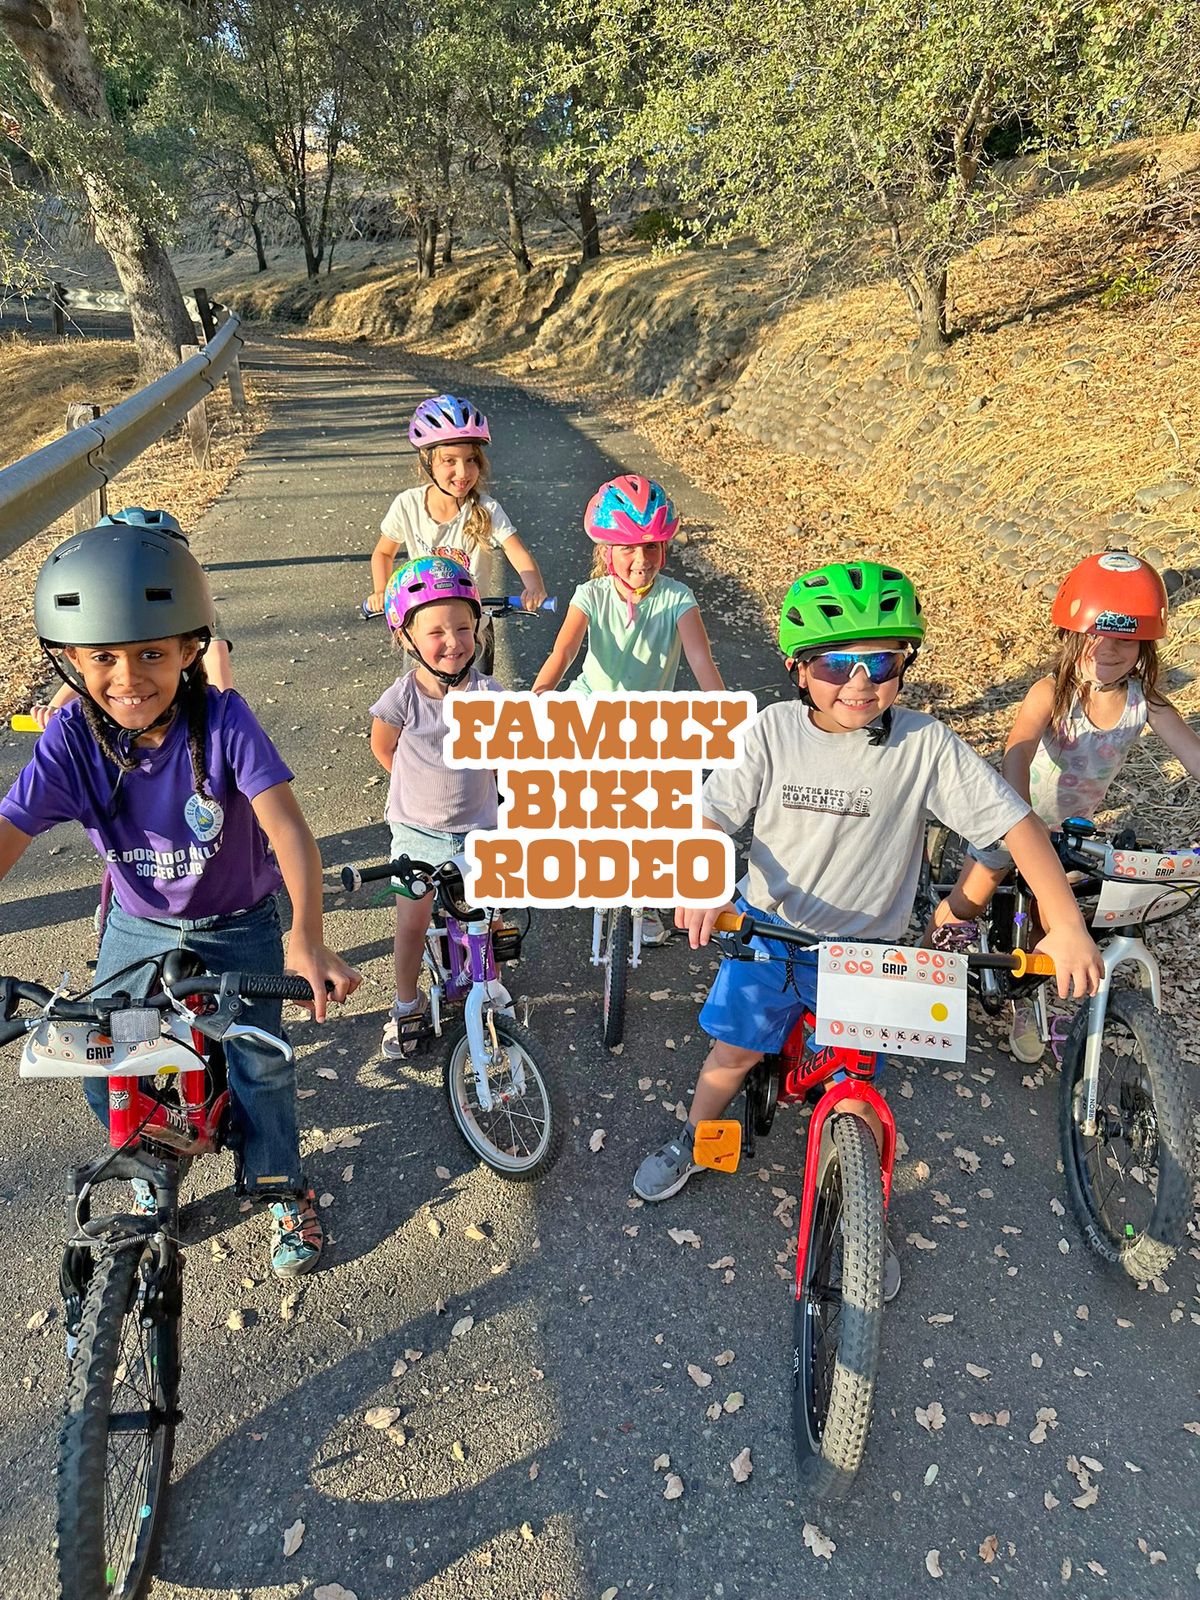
[630,206,688,245]
[1098,258,1161,307]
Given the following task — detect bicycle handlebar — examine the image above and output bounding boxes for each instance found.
[360,595,557,621]
[10,714,41,733]
[0,970,317,1040]
[709,913,1056,978]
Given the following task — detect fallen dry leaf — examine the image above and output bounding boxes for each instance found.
[926,1549,943,1578]
[283,1519,305,1558]
[730,1447,753,1484]
[589,1128,607,1153]
[954,1146,980,1173]
[979,1534,998,1564]
[663,1473,684,1500]
[714,1349,735,1366]
[907,1232,938,1251]
[451,1315,475,1338]
[314,1586,357,1600]
[435,1165,451,1179]
[723,1392,745,1413]
[1073,1484,1099,1509]
[706,1401,722,1420]
[802,1520,834,1558]
[463,1223,488,1242]
[924,1464,939,1486]
[707,1255,735,1269]
[652,1453,670,1471]
[364,1407,401,1430]
[426,1216,444,1239]
[965,1363,991,1380]
[315,1067,338,1081]
[1044,1490,1060,1510]
[916,1402,946,1433]
[668,1228,701,1248]
[687,1364,713,1389]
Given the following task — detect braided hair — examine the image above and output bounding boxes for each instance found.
[80,635,212,801]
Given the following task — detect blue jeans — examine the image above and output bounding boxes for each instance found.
[86,895,303,1194]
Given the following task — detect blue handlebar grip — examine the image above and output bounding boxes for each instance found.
[506,595,557,613]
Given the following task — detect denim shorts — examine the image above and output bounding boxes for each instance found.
[389,820,468,882]
[699,897,824,1055]
[966,839,1015,871]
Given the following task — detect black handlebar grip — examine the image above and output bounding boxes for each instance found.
[238,973,318,1002]
[0,1018,27,1046]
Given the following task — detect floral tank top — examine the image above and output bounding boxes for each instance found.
[1027,681,1147,829]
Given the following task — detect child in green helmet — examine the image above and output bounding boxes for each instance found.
[633,561,1104,1300]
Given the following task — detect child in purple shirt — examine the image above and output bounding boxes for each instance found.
[0,526,359,1277]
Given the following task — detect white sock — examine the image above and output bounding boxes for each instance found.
[393,995,423,1015]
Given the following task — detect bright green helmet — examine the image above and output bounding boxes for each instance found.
[778,561,925,656]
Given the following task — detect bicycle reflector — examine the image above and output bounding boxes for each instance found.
[693,1118,742,1174]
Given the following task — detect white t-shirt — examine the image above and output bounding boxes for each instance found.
[380,485,516,579]
[701,702,1030,941]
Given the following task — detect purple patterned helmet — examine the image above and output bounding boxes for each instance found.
[408,394,491,449]
[383,556,481,633]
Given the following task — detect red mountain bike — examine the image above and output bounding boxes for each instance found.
[693,910,1048,1498]
[0,955,315,1600]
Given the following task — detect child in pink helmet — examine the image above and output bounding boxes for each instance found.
[532,474,723,943]
[532,474,722,695]
[367,396,547,656]
[370,555,505,1059]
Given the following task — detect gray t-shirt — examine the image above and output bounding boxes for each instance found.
[370,667,503,831]
[701,703,1030,940]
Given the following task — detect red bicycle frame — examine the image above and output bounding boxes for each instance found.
[776,1009,897,1297]
[105,1009,227,1156]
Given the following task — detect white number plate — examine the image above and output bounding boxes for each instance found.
[815,941,968,1063]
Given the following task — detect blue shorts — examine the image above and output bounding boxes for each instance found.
[699,897,823,1055]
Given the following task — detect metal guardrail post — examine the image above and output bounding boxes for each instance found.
[65,404,107,530]
[0,313,245,556]
[49,282,65,336]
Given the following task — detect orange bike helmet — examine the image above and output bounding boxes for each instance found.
[1050,551,1168,640]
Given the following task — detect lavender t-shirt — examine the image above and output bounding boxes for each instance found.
[370,667,503,831]
[0,691,290,919]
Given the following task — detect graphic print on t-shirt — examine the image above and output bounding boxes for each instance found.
[781,783,872,817]
[185,793,224,842]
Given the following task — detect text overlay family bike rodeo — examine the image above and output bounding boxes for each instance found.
[444,692,757,907]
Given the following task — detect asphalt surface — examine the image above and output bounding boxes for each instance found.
[0,331,1196,1600]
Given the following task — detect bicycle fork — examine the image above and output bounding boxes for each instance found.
[1075,935,1161,1137]
[462,920,521,1112]
[793,1081,897,1297]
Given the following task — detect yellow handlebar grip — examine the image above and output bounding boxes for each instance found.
[712,911,746,933]
[1014,950,1056,979]
[9,714,41,733]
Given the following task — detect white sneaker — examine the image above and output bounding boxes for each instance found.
[639,908,670,947]
[1008,997,1044,1064]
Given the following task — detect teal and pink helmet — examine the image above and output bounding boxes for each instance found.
[584,475,679,545]
[408,394,490,449]
[383,555,481,635]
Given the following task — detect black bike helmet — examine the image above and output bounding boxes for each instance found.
[35,526,215,648]
[98,506,188,545]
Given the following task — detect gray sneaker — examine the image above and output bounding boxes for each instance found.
[633,1126,701,1202]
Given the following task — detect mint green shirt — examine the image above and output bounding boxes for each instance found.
[569,575,698,694]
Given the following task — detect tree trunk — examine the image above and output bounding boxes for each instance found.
[576,173,601,263]
[1,0,196,379]
[902,263,950,355]
[498,155,532,276]
[442,213,454,266]
[250,211,268,272]
[415,211,438,280]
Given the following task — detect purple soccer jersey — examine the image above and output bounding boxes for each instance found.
[0,691,291,919]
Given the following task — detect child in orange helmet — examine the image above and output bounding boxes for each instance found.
[930,550,1200,1060]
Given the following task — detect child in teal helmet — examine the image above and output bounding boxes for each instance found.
[633,561,1104,1300]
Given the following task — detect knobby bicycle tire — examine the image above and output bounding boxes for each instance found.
[602,907,632,1049]
[56,1242,180,1600]
[443,1014,566,1180]
[792,1114,885,1500]
[1060,987,1196,1281]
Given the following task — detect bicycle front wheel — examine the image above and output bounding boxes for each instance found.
[601,907,631,1049]
[1060,987,1196,1281]
[792,1113,885,1500]
[56,1242,180,1600]
[443,1014,566,1180]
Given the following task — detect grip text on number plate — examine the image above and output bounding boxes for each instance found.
[1095,844,1200,927]
[815,942,969,1063]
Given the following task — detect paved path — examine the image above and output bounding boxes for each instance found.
[0,331,1195,1600]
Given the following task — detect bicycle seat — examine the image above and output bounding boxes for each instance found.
[163,950,208,986]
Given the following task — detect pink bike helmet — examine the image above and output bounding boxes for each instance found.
[383,556,481,634]
[584,475,679,544]
[408,394,491,449]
